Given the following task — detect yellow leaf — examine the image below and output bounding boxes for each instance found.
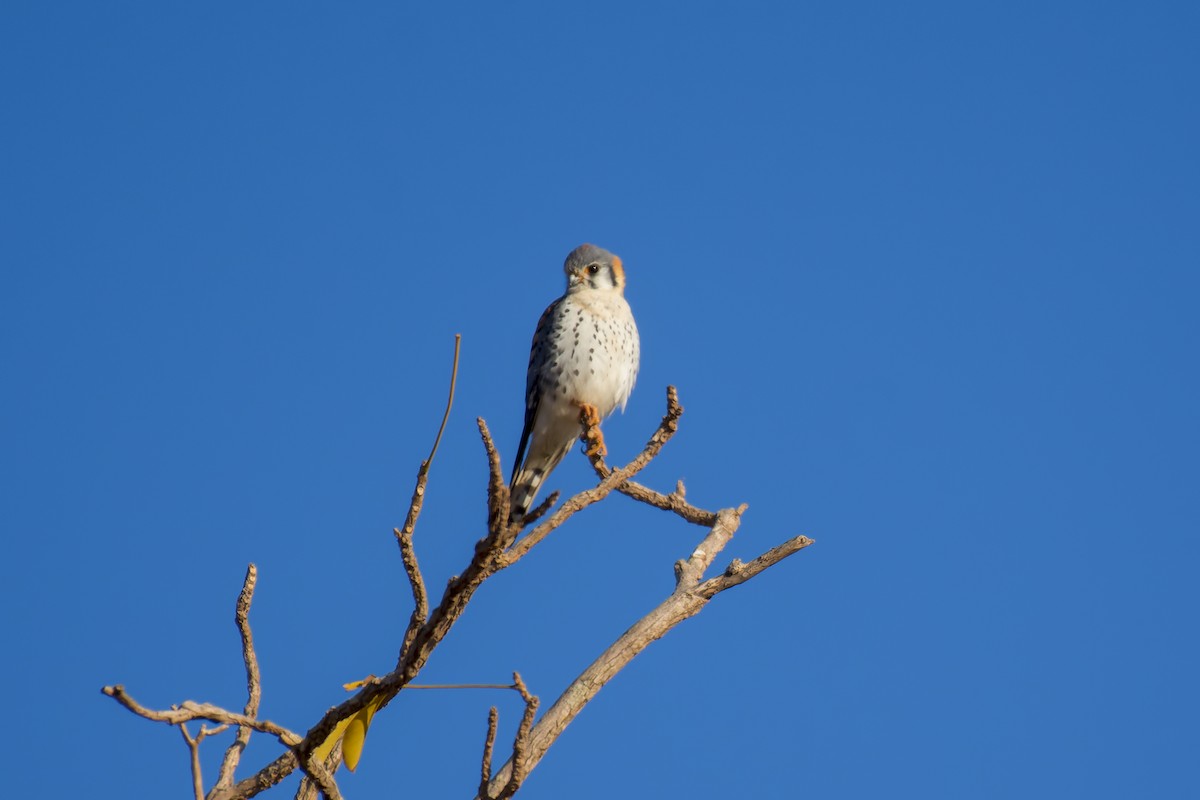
[311,715,355,765]
[312,692,384,772]
[341,703,377,772]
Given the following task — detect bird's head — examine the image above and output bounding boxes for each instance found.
[563,243,625,295]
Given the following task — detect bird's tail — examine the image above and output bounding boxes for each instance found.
[508,442,573,523]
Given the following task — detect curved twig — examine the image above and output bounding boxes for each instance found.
[214,564,261,790]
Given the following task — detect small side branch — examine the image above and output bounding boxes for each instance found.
[583,387,718,527]
[101,685,301,747]
[181,723,227,800]
[396,528,429,659]
[700,533,815,596]
[478,707,498,800]
[496,673,539,800]
[477,674,540,800]
[394,334,459,663]
[215,564,262,790]
[479,418,513,544]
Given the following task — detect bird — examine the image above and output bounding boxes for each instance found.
[509,243,640,522]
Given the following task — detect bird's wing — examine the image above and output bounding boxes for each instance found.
[510,297,561,486]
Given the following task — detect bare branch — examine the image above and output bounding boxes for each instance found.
[111,376,811,800]
[211,752,299,800]
[215,564,262,790]
[304,756,342,800]
[673,505,747,587]
[501,386,686,565]
[181,723,227,800]
[494,673,539,800]
[294,739,342,800]
[478,418,512,544]
[102,685,300,747]
[428,333,462,465]
[700,533,816,596]
[582,385,684,480]
[519,491,559,528]
[475,675,539,800]
[394,335,460,662]
[483,513,814,797]
[260,417,544,797]
[478,707,498,800]
[611,478,718,526]
[583,387,718,526]
[396,527,429,660]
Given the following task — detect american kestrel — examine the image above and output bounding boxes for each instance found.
[509,244,640,521]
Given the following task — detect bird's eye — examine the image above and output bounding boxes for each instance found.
[587,264,601,275]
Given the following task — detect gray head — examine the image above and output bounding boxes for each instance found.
[563,243,626,294]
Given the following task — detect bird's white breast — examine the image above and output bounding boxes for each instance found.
[538,291,639,420]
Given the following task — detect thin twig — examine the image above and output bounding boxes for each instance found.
[520,491,559,527]
[102,686,300,746]
[611,478,718,526]
[396,528,429,660]
[394,335,459,664]
[180,724,203,800]
[700,533,816,596]
[479,418,512,543]
[428,333,461,464]
[479,707,499,800]
[215,564,261,790]
[495,672,540,800]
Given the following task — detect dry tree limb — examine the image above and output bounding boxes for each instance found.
[128,375,695,800]
[394,334,460,660]
[481,509,815,798]
[215,415,548,799]
[104,353,812,800]
[214,384,802,800]
[476,674,540,800]
[294,739,343,800]
[479,706,499,800]
[102,685,301,746]
[581,386,717,526]
[301,337,462,787]
[495,673,539,800]
[480,418,513,544]
[181,725,205,800]
[300,755,342,800]
[499,386,687,565]
[396,527,429,659]
[181,723,228,800]
[520,491,559,527]
[214,564,262,791]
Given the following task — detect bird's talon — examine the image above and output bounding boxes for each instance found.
[584,426,608,458]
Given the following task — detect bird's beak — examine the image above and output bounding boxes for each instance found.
[567,270,582,287]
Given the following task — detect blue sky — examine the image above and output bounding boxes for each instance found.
[3,2,1198,798]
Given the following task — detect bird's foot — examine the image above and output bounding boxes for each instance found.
[578,403,607,458]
